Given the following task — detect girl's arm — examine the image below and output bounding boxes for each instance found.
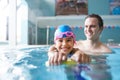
[48,45,67,65]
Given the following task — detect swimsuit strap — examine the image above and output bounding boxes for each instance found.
[67,51,74,58]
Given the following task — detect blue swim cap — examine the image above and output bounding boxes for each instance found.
[54,25,75,42]
[56,25,72,32]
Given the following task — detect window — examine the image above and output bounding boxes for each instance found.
[0,0,28,45]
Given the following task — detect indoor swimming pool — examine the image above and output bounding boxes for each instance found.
[0,45,120,80]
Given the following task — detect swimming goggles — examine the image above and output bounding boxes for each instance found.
[55,31,75,40]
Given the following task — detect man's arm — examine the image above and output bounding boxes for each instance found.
[71,48,91,63]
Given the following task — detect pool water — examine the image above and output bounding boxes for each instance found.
[0,46,120,80]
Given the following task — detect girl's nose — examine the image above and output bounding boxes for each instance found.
[62,41,67,45]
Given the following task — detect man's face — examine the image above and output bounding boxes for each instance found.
[84,17,102,40]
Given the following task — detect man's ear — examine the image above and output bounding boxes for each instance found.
[99,27,103,33]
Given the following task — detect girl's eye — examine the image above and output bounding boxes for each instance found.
[67,38,73,42]
[85,26,88,28]
[58,39,63,42]
[67,39,71,41]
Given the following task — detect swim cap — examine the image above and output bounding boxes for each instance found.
[54,25,75,42]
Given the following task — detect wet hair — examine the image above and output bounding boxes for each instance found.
[85,14,104,30]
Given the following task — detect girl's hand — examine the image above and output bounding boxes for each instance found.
[48,51,67,65]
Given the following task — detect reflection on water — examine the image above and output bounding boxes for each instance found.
[0,46,120,80]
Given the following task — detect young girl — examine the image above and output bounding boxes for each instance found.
[47,25,90,66]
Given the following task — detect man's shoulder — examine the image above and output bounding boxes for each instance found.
[76,40,85,44]
[74,40,85,49]
[100,43,112,53]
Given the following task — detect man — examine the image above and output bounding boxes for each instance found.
[74,14,111,53]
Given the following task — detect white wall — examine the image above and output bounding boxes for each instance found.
[36,15,120,28]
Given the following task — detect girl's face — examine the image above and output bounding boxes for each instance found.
[84,17,102,41]
[55,37,74,55]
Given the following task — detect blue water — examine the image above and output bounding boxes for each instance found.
[0,46,120,80]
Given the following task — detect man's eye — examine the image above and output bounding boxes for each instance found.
[91,26,96,28]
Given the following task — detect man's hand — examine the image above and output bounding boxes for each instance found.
[71,50,91,63]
